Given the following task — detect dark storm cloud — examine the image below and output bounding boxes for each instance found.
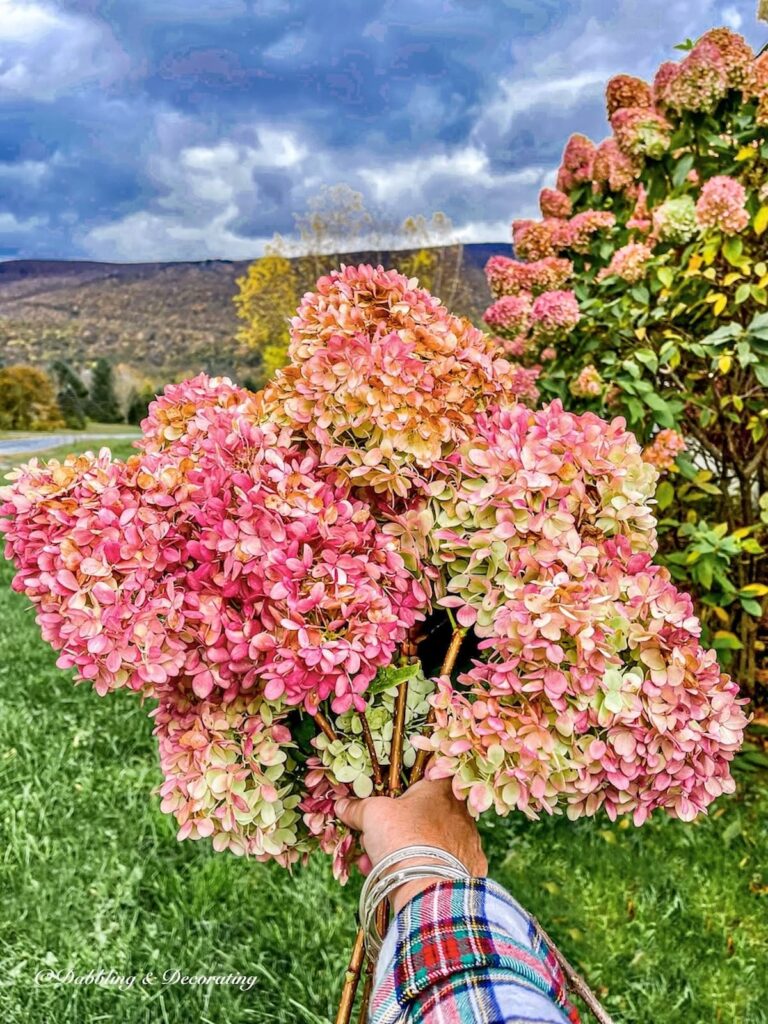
[0,0,763,260]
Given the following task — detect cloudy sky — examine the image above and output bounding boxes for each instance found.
[0,0,765,263]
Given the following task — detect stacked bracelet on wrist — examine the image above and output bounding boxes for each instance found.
[359,845,470,958]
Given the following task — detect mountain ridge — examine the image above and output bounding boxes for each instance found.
[0,242,511,382]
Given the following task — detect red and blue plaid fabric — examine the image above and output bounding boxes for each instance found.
[370,878,581,1023]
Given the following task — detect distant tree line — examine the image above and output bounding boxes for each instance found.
[0,357,158,432]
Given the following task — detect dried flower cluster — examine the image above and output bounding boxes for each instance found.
[2,251,748,874]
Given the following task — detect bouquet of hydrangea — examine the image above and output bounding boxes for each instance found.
[0,265,748,1020]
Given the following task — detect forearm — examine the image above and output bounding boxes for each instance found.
[370,878,580,1024]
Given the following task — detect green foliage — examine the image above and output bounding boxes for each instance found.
[125,386,156,426]
[524,47,768,696]
[86,358,123,423]
[0,364,64,431]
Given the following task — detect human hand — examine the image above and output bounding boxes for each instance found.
[335,777,487,913]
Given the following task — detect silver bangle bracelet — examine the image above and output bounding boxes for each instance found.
[359,845,470,958]
[362,864,468,957]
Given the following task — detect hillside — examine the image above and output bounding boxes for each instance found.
[0,243,509,383]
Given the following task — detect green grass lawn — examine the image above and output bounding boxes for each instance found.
[1,443,767,1023]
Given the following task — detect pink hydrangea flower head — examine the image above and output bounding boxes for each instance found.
[512,218,569,261]
[643,429,686,471]
[611,107,672,159]
[429,400,659,633]
[485,256,573,298]
[591,138,639,193]
[556,134,596,192]
[153,689,311,865]
[139,374,261,456]
[0,448,194,696]
[263,265,521,497]
[653,61,681,109]
[2,391,432,714]
[663,42,728,113]
[421,569,747,824]
[483,294,532,338]
[695,175,749,235]
[570,364,604,398]
[695,27,755,90]
[605,74,653,116]
[530,290,581,336]
[598,242,654,283]
[539,188,572,219]
[177,408,430,712]
[495,334,530,359]
[754,52,768,125]
[505,364,542,406]
[565,210,616,254]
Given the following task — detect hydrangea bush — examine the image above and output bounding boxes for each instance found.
[483,27,768,697]
[1,265,748,890]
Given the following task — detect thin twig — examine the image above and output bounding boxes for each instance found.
[314,709,338,743]
[387,676,409,796]
[357,902,389,1022]
[356,961,374,1024]
[359,712,384,791]
[334,928,366,1024]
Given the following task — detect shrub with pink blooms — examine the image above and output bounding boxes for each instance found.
[483,26,768,698]
[0,266,750,912]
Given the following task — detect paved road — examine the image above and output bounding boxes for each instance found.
[0,433,140,456]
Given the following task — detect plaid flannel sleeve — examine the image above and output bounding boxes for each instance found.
[369,878,581,1024]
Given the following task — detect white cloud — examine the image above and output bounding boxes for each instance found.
[0,210,46,233]
[0,0,127,101]
[473,71,608,142]
[0,158,49,185]
[82,126,308,261]
[360,147,551,203]
[83,206,267,262]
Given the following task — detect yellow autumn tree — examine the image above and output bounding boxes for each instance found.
[0,365,65,431]
[233,254,299,385]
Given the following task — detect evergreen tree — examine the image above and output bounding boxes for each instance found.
[51,360,87,429]
[86,358,122,423]
[126,386,156,426]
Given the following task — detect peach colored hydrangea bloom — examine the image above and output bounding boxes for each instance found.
[695,176,749,235]
[605,74,653,116]
[539,187,572,219]
[570,365,604,398]
[642,429,686,472]
[598,242,654,283]
[485,255,573,299]
[262,264,520,498]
